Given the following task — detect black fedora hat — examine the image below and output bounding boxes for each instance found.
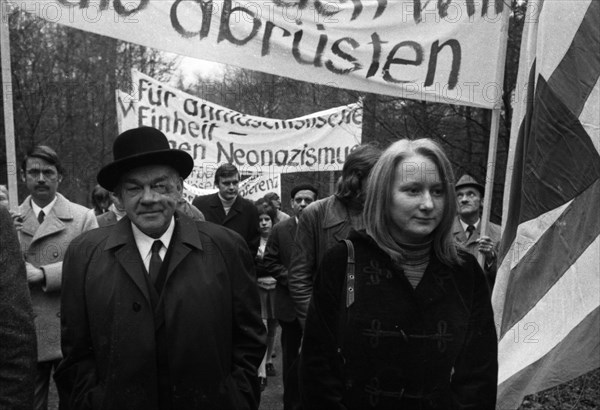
[97,127,194,191]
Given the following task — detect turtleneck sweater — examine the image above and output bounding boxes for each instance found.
[218,193,236,215]
[395,240,432,289]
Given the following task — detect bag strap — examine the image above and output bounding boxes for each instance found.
[336,239,356,376]
[342,239,355,308]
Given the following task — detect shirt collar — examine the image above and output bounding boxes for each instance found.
[31,196,58,218]
[460,218,480,232]
[131,217,175,259]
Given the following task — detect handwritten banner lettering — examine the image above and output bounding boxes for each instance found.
[117,70,361,192]
[9,0,509,108]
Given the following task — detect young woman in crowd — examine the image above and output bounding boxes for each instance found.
[299,139,498,409]
[255,198,279,391]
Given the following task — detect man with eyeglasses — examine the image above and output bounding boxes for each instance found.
[54,127,265,410]
[452,174,501,289]
[193,163,260,256]
[263,183,318,410]
[15,145,98,410]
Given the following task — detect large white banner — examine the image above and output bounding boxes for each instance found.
[118,70,361,193]
[9,0,509,108]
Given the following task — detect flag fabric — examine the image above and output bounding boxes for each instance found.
[492,0,600,408]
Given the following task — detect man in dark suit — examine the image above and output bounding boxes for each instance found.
[0,206,37,410]
[192,164,260,256]
[55,127,266,410]
[263,183,318,410]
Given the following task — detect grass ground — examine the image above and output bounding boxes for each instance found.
[518,368,600,410]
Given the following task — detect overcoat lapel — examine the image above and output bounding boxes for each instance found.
[222,195,241,225]
[105,217,152,305]
[163,215,203,284]
[20,194,71,244]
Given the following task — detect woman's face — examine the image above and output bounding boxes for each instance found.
[259,214,272,236]
[389,154,445,244]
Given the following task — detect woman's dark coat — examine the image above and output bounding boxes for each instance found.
[300,230,498,410]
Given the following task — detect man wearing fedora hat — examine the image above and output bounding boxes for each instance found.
[55,127,266,410]
[452,174,502,288]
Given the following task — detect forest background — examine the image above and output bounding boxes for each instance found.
[0,2,526,218]
[0,2,598,407]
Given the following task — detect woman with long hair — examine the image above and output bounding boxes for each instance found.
[254,198,279,392]
[299,139,498,409]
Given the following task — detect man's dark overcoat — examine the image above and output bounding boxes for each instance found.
[54,212,266,410]
[263,216,298,322]
[0,207,37,410]
[193,193,260,256]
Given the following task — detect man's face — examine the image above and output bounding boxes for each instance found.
[22,157,61,207]
[217,174,239,201]
[456,186,482,218]
[291,189,317,218]
[118,165,182,238]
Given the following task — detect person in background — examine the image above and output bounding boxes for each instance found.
[254,198,279,392]
[193,164,260,256]
[299,139,497,409]
[452,174,501,289]
[0,184,9,208]
[91,184,112,216]
[16,145,98,410]
[54,126,265,410]
[96,192,127,227]
[263,183,319,410]
[288,144,382,328]
[177,197,205,221]
[0,206,37,410]
[264,191,290,223]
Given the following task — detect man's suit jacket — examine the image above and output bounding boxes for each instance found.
[263,216,298,322]
[452,216,502,287]
[18,193,97,361]
[54,213,266,410]
[193,193,260,256]
[0,207,36,410]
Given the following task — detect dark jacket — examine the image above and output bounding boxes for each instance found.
[299,230,498,410]
[54,213,266,410]
[288,196,363,327]
[193,193,260,256]
[0,207,37,410]
[263,216,298,322]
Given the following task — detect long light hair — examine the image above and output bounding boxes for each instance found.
[363,139,461,266]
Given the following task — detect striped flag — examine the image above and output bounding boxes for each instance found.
[492,0,600,408]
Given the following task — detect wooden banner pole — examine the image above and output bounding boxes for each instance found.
[1,0,19,210]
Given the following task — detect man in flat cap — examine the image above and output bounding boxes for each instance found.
[453,174,501,289]
[55,126,266,410]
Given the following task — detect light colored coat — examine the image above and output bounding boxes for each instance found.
[18,193,98,361]
[452,216,501,286]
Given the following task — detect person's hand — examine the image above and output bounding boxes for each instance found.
[25,262,44,285]
[476,236,496,260]
[10,210,23,231]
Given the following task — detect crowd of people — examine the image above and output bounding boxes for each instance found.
[0,126,500,410]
